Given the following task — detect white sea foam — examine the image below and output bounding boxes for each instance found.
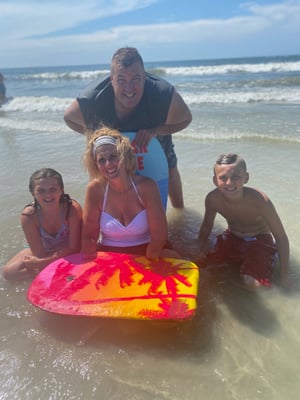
[2,96,74,112]
[181,88,300,105]
[163,61,300,76]
[0,116,69,133]
[18,69,110,81]
[2,87,299,117]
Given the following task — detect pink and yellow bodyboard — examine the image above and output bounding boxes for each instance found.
[27,252,199,320]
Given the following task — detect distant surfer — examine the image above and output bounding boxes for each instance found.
[0,73,6,106]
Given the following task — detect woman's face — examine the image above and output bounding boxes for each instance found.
[95,144,121,180]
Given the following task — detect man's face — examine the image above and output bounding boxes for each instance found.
[111,61,145,114]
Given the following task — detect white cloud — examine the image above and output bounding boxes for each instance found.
[1,0,300,67]
[0,0,157,37]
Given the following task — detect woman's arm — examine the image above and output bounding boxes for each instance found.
[81,181,102,254]
[65,200,82,254]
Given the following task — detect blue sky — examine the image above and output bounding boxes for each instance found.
[1,0,300,68]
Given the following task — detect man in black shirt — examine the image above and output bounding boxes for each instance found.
[64,47,192,208]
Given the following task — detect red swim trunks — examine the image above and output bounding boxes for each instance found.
[204,229,277,287]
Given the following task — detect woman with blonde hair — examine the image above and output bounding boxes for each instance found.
[81,127,179,259]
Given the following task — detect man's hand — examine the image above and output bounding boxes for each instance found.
[134,129,156,150]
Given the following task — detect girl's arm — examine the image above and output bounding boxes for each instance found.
[21,209,47,258]
[22,201,82,271]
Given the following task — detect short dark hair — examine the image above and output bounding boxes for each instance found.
[214,153,247,173]
[111,47,144,71]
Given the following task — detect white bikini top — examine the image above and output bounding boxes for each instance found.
[99,177,151,247]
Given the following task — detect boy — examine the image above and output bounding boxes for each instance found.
[198,153,289,288]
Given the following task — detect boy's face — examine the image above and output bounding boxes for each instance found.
[213,163,249,198]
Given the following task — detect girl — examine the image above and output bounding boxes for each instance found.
[3,168,82,280]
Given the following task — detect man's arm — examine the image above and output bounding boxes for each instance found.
[162,89,192,134]
[64,99,87,134]
[135,89,192,148]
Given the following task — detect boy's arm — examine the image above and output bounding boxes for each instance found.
[198,193,217,256]
[262,199,290,287]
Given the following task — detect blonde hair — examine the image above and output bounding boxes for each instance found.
[84,127,137,178]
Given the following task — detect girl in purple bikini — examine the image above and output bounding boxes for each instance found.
[3,168,82,280]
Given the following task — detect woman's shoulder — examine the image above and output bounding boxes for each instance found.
[87,178,105,191]
[85,179,106,206]
[133,174,157,189]
[132,175,159,203]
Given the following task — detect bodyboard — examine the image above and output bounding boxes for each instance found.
[123,132,168,209]
[27,252,199,321]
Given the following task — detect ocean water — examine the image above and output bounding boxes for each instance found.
[0,55,300,400]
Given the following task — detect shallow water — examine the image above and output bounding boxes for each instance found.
[1,132,300,400]
[1,57,300,399]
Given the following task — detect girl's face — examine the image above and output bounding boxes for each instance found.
[95,144,121,180]
[32,177,63,207]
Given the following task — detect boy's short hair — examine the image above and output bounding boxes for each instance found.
[214,153,247,174]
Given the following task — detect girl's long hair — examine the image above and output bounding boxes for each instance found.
[24,168,72,218]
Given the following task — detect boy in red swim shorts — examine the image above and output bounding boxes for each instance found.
[197,153,290,289]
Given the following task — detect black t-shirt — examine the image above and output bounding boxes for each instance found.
[77,72,174,132]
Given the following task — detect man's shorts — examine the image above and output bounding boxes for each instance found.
[156,135,177,168]
[204,229,277,287]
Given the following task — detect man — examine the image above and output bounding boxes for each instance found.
[64,47,192,208]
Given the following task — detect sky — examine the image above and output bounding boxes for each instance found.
[1,0,300,68]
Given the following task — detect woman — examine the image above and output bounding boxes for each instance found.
[81,127,179,259]
[3,168,82,280]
